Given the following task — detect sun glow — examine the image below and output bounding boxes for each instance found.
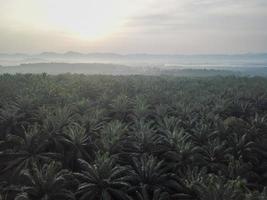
[2,0,140,41]
[41,0,132,40]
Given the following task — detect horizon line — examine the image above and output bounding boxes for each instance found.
[1,51,267,56]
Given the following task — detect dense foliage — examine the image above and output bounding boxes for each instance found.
[0,73,267,200]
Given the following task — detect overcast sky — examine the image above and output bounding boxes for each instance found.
[0,0,267,54]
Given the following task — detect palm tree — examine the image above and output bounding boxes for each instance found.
[197,138,231,173]
[156,116,181,134]
[0,181,9,200]
[62,123,97,170]
[126,155,193,199]
[0,125,60,177]
[193,175,245,200]
[248,113,267,137]
[245,187,267,200]
[154,104,171,119]
[110,94,131,120]
[75,158,131,200]
[161,128,199,170]
[40,106,77,134]
[119,119,161,160]
[100,120,127,154]
[188,122,215,147]
[38,106,78,153]
[179,167,207,191]
[227,132,254,160]
[78,106,107,135]
[12,96,39,127]
[130,95,151,121]
[0,103,24,138]
[15,161,76,200]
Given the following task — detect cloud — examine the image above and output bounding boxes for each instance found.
[124,0,267,31]
[0,0,266,53]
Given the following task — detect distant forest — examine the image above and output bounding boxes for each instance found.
[1,63,267,76]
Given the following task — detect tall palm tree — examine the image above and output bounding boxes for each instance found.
[39,106,77,136]
[193,175,245,200]
[197,139,231,173]
[227,132,254,160]
[119,119,162,160]
[0,103,24,138]
[110,94,131,121]
[100,120,127,154]
[78,106,107,135]
[75,158,131,200]
[161,128,199,170]
[126,155,193,199]
[130,95,151,121]
[38,106,78,152]
[15,161,76,200]
[62,123,97,170]
[0,125,60,177]
[245,187,267,200]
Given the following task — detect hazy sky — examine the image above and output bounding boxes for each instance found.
[0,0,267,54]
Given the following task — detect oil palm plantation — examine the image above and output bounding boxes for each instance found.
[0,74,267,200]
